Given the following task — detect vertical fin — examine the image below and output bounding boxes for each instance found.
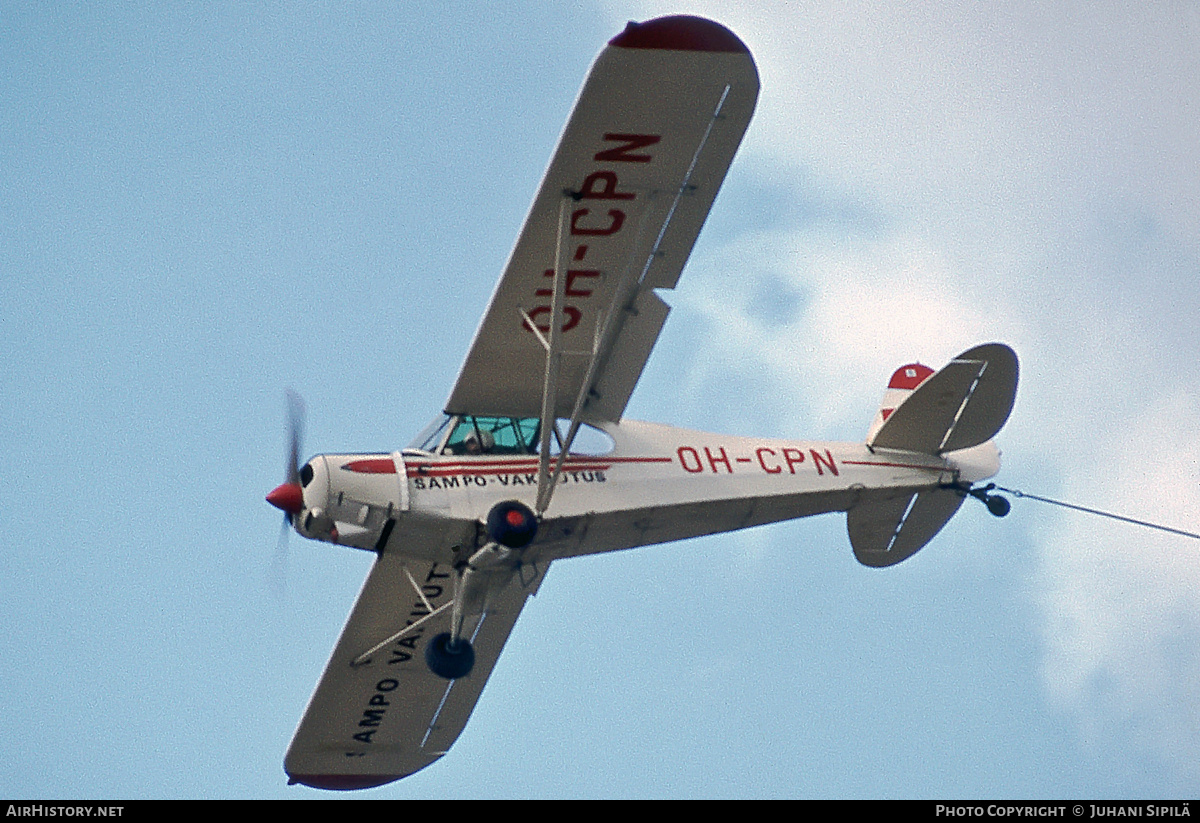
[865,363,934,443]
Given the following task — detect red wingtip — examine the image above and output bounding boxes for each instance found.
[609,16,750,53]
[288,773,407,791]
[266,482,304,515]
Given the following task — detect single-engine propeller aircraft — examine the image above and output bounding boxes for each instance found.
[267,15,1019,790]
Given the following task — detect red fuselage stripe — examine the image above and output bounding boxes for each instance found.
[343,455,673,475]
[841,460,940,471]
[341,458,397,474]
[344,455,939,475]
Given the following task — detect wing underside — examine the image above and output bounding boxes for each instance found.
[284,550,547,790]
[445,17,759,422]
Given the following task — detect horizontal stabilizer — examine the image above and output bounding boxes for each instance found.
[847,487,964,567]
[868,343,1018,455]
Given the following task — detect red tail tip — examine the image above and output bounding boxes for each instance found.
[887,363,934,390]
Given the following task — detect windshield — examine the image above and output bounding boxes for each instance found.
[443,416,541,455]
[412,414,614,456]
[407,415,453,452]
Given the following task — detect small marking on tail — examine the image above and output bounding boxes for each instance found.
[888,363,934,390]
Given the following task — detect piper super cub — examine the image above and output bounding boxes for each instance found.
[266,15,1018,790]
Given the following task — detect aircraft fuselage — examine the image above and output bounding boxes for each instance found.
[291,418,998,565]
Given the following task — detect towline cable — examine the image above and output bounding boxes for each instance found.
[993,485,1200,541]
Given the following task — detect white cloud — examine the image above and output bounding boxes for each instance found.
[1036,395,1200,777]
[680,228,1019,435]
[609,0,1200,779]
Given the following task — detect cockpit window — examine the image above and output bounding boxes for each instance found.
[554,421,615,456]
[407,415,453,452]
[443,416,541,455]
[430,416,615,456]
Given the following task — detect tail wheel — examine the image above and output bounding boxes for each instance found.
[962,482,1011,518]
[425,632,475,680]
[985,494,1011,517]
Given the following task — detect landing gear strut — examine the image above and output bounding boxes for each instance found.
[425,500,539,680]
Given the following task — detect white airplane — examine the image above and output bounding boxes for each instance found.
[267,15,1018,790]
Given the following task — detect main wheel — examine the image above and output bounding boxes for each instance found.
[424,632,475,679]
[486,500,538,549]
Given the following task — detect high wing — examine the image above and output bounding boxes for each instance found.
[445,16,759,422]
[284,550,547,790]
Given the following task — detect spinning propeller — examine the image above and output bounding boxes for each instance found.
[267,390,306,516]
[267,391,306,597]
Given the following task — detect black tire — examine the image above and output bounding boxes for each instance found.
[424,632,475,679]
[486,500,538,549]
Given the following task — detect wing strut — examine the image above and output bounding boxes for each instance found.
[350,563,456,666]
[350,601,453,667]
[537,84,739,514]
[534,196,575,514]
[532,84,744,516]
[531,188,630,515]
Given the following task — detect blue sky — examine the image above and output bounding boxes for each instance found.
[3,1,1199,798]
